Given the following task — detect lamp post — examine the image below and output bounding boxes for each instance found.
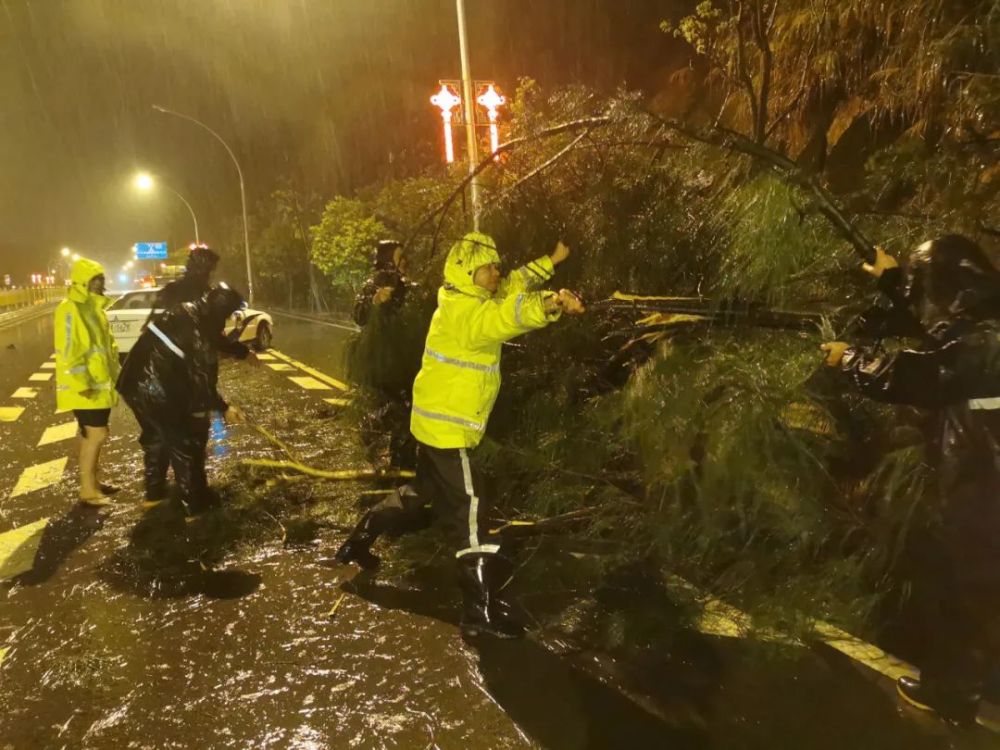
[151,104,254,303]
[455,0,481,231]
[133,171,200,244]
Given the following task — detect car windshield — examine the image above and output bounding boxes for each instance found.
[108,291,157,311]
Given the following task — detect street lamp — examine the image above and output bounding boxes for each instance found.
[61,247,71,258]
[133,171,200,244]
[71,253,80,261]
[455,0,481,230]
[151,104,254,303]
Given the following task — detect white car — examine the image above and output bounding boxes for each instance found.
[106,288,274,355]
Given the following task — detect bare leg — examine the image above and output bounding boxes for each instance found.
[79,426,109,504]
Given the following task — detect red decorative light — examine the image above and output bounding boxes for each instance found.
[430,84,463,163]
[476,84,506,158]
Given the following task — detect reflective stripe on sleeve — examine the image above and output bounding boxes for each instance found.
[514,294,525,327]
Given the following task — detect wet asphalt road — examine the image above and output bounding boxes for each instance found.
[0,309,998,749]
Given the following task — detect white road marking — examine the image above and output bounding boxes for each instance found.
[12,388,38,399]
[0,517,49,580]
[0,406,25,422]
[40,362,56,370]
[37,421,79,447]
[288,376,331,391]
[269,349,348,391]
[266,363,295,372]
[324,398,352,407]
[10,458,67,498]
[28,373,52,382]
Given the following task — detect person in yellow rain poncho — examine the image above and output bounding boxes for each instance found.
[335,232,584,638]
[54,258,120,506]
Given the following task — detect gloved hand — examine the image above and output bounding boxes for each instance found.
[373,287,395,305]
[820,342,850,367]
[557,289,586,315]
[550,241,571,266]
[224,405,246,425]
[862,247,899,278]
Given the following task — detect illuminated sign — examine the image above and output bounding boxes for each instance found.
[476,84,506,158]
[430,84,463,164]
[134,241,168,260]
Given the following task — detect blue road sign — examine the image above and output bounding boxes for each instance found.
[134,242,168,260]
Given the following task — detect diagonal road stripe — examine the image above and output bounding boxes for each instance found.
[10,458,67,498]
[268,349,348,391]
[266,363,295,372]
[0,406,25,422]
[37,421,79,447]
[0,517,49,580]
[11,388,38,399]
[288,376,331,391]
[28,373,52,382]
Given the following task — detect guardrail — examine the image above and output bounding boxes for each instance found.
[0,287,64,311]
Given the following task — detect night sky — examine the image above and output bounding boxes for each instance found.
[1,0,683,279]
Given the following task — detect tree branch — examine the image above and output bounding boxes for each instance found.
[647,111,877,263]
[403,117,613,254]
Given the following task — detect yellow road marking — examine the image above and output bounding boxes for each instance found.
[0,517,49,580]
[255,352,277,361]
[12,388,38,399]
[10,458,67,498]
[268,349,348,391]
[812,621,917,681]
[0,646,8,667]
[266,363,295,372]
[0,407,25,422]
[37,421,79,447]
[40,362,56,370]
[29,373,52,382]
[324,398,352,407]
[288,376,331,391]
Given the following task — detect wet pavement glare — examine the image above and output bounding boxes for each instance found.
[1,312,997,749]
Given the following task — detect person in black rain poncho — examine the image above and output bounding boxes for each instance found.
[150,244,255,362]
[117,284,246,514]
[822,235,1000,723]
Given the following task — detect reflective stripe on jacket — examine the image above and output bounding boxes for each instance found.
[410,233,560,449]
[54,258,120,412]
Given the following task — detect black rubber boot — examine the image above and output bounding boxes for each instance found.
[457,554,525,640]
[334,511,383,570]
[897,675,980,724]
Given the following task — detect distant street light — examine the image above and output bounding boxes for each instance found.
[151,104,254,303]
[71,253,80,261]
[60,247,71,258]
[133,171,200,244]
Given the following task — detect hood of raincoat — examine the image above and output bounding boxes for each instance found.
[443,232,502,298]
[68,258,106,304]
[907,235,1000,326]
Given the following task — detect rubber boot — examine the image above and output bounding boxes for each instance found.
[897,675,980,724]
[334,511,383,570]
[457,554,525,640]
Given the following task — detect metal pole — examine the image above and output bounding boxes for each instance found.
[160,184,200,245]
[455,0,481,231]
[152,105,255,303]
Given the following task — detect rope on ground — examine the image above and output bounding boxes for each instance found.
[242,458,415,481]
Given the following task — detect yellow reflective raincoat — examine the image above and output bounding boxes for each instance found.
[54,258,120,412]
[410,233,561,449]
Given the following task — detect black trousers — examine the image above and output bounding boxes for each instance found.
[909,481,1000,692]
[135,409,210,508]
[371,443,500,558]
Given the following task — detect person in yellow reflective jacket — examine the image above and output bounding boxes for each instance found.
[54,258,121,506]
[336,232,584,638]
